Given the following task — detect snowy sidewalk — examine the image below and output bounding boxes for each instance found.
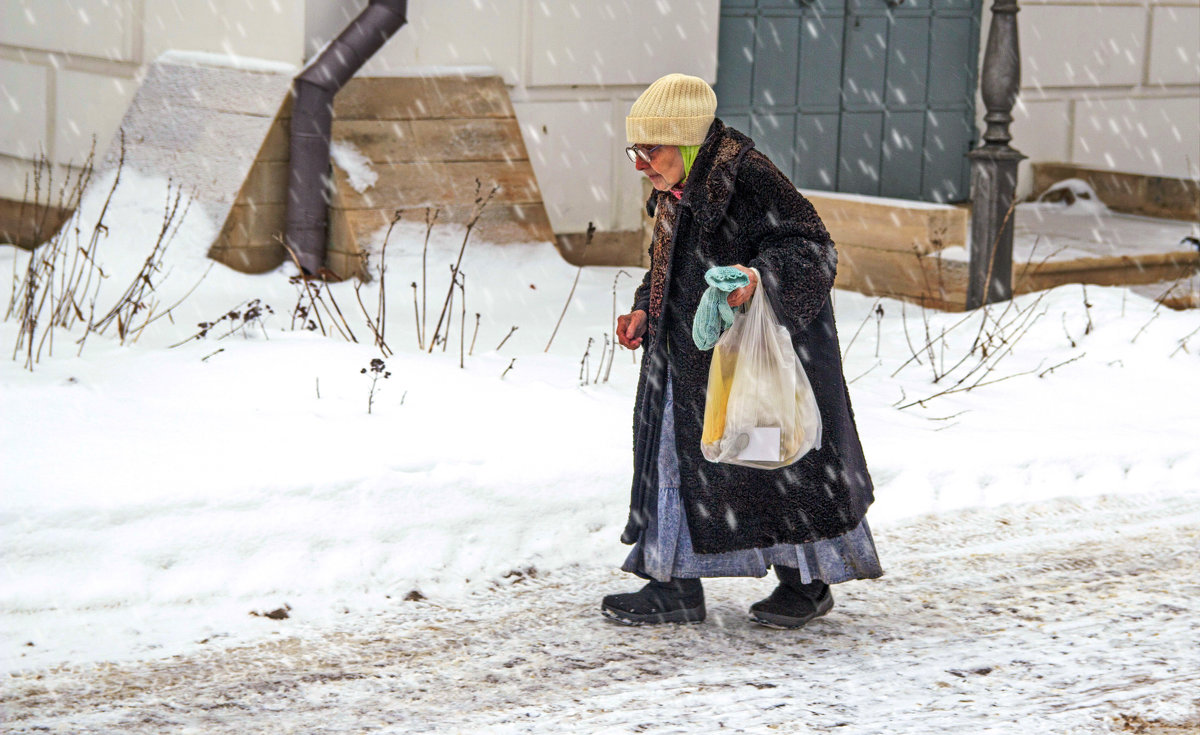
[5,492,1198,735]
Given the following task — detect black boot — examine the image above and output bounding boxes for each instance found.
[749,566,833,629]
[601,577,706,625]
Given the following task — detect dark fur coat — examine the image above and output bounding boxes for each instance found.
[622,118,875,555]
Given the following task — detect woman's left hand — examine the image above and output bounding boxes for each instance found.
[726,264,758,308]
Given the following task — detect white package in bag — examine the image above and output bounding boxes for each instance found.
[700,269,822,469]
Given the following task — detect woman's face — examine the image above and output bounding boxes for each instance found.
[632,144,685,191]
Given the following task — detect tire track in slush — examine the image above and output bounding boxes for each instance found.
[3,494,1198,734]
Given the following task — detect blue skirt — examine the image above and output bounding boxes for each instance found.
[623,375,884,584]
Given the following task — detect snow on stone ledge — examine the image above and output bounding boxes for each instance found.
[1035,178,1111,215]
[156,50,298,75]
[799,188,961,211]
[330,141,378,194]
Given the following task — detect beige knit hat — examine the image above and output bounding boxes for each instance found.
[626,73,717,146]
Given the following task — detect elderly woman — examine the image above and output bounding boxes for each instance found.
[604,74,882,628]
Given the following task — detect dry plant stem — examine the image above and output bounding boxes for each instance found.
[848,359,882,385]
[976,196,1020,308]
[47,147,97,331]
[1170,325,1199,357]
[1039,352,1086,378]
[546,222,595,353]
[964,298,1049,390]
[874,304,884,358]
[594,334,608,384]
[442,265,454,353]
[841,298,881,360]
[459,273,467,368]
[16,144,114,366]
[579,336,593,383]
[897,363,1041,410]
[375,211,402,352]
[1062,312,1076,348]
[898,290,1050,408]
[1131,313,1158,344]
[318,281,358,344]
[353,281,392,357]
[889,309,977,378]
[410,281,420,349]
[496,325,518,351]
[604,269,631,383]
[947,296,1048,392]
[1080,284,1094,335]
[547,266,583,353]
[428,183,496,354]
[91,181,192,345]
[469,313,481,356]
[501,357,516,379]
[899,302,923,367]
[282,244,328,336]
[420,207,440,350]
[130,261,214,333]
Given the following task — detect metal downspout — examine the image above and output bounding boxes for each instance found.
[285,0,408,276]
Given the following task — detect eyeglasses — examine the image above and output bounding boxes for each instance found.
[625,144,662,165]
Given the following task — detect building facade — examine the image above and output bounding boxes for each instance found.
[1,0,1197,250]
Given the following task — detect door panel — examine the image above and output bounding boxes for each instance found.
[841,14,889,110]
[752,112,799,176]
[753,15,800,108]
[798,16,844,108]
[715,16,757,111]
[922,109,974,201]
[839,112,884,194]
[885,17,930,109]
[796,113,841,188]
[881,111,925,198]
[715,0,982,203]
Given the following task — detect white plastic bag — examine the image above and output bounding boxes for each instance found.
[700,269,822,469]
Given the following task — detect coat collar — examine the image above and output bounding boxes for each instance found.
[644,118,756,231]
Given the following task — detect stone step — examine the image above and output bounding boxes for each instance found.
[210,73,556,279]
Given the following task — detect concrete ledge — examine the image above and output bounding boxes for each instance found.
[804,190,969,255]
[555,230,647,268]
[0,198,72,249]
[1032,163,1200,222]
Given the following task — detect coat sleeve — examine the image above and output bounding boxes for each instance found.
[630,192,660,314]
[742,163,837,333]
[632,270,652,315]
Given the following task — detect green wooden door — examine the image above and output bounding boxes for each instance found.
[715,0,982,203]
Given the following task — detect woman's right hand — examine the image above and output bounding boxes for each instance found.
[616,310,648,349]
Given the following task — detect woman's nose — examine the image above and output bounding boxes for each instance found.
[634,156,650,171]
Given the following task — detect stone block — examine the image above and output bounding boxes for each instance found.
[54,69,137,165]
[528,0,720,87]
[334,76,514,121]
[1,0,136,62]
[143,0,305,67]
[0,60,48,160]
[1148,7,1200,86]
[1072,96,1200,180]
[1020,6,1146,87]
[513,100,615,235]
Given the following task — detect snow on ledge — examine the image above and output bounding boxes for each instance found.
[799,188,961,211]
[156,50,298,75]
[363,64,500,79]
[330,141,378,193]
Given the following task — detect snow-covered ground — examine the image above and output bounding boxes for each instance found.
[2,170,1198,732]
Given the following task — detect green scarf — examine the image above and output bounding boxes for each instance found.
[679,144,700,180]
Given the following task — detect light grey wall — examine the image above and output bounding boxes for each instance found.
[978,0,1200,198]
[3,0,1193,236]
[0,0,306,203]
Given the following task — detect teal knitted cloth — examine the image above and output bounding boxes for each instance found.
[692,266,750,351]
